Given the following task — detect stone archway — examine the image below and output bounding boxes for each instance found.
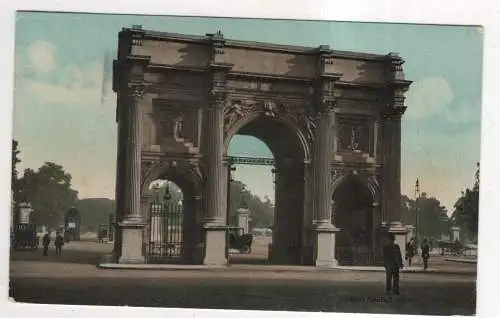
[332,175,376,266]
[112,27,411,266]
[140,160,203,264]
[224,113,310,265]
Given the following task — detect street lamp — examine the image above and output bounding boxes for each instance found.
[415,178,421,243]
[225,162,236,263]
[226,162,236,226]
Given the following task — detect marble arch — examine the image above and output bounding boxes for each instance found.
[111,26,412,267]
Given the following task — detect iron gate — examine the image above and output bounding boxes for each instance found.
[147,201,184,263]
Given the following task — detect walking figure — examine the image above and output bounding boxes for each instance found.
[98,228,103,244]
[421,238,430,270]
[405,237,416,267]
[55,231,64,256]
[383,233,404,295]
[42,231,51,256]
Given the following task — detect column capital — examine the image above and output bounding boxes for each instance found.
[208,91,227,108]
[128,83,146,101]
[381,105,406,120]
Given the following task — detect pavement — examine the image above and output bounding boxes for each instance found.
[8,239,478,315]
[98,261,477,276]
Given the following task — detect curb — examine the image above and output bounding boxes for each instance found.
[445,258,477,264]
[97,263,476,276]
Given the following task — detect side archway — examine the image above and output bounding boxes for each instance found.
[140,159,204,264]
[331,173,378,266]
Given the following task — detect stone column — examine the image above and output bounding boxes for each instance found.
[313,111,340,267]
[384,114,407,257]
[203,71,230,266]
[383,53,412,258]
[118,83,146,264]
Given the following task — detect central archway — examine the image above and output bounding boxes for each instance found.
[224,114,309,265]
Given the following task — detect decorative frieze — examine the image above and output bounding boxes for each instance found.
[223,98,316,141]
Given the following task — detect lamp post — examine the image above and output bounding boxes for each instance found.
[226,162,236,227]
[225,161,236,263]
[415,178,421,244]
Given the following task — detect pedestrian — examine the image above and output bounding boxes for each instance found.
[405,237,415,267]
[421,238,430,270]
[383,232,404,295]
[98,228,103,244]
[42,231,51,256]
[55,231,64,256]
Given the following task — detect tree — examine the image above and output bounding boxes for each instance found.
[17,162,78,228]
[452,163,480,240]
[11,139,21,199]
[75,198,115,232]
[228,180,274,228]
[400,193,450,240]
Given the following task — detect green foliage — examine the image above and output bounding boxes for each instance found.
[17,162,78,228]
[452,163,480,240]
[228,180,274,228]
[75,198,115,232]
[11,139,21,199]
[400,193,451,240]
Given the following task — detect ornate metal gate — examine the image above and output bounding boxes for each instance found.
[147,200,184,263]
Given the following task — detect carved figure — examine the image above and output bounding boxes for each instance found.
[263,100,276,117]
[173,116,185,139]
[349,127,360,151]
[224,100,254,129]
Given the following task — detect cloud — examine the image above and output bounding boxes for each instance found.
[443,102,481,124]
[405,76,454,119]
[15,39,113,109]
[27,40,56,74]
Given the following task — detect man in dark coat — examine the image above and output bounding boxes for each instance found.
[42,231,51,256]
[405,237,415,267]
[55,231,64,256]
[421,238,430,270]
[383,232,404,295]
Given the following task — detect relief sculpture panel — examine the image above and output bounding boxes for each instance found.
[337,117,372,154]
[152,99,201,153]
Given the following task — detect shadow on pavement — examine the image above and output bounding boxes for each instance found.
[10,246,109,265]
[9,276,476,315]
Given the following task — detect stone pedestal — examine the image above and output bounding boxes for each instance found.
[405,224,416,242]
[314,223,341,268]
[237,208,251,236]
[118,221,145,264]
[203,225,227,266]
[450,226,461,242]
[388,221,408,261]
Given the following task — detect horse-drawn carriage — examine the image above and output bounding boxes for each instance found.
[12,224,39,250]
[227,226,253,254]
[437,240,465,256]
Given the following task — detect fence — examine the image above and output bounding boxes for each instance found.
[146,202,184,263]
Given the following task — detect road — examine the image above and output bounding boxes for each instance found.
[9,239,477,315]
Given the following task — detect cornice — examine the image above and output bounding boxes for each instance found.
[121,27,398,62]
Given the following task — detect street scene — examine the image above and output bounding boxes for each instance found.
[10,237,476,315]
[10,11,481,316]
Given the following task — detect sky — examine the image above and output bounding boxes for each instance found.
[12,12,483,214]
